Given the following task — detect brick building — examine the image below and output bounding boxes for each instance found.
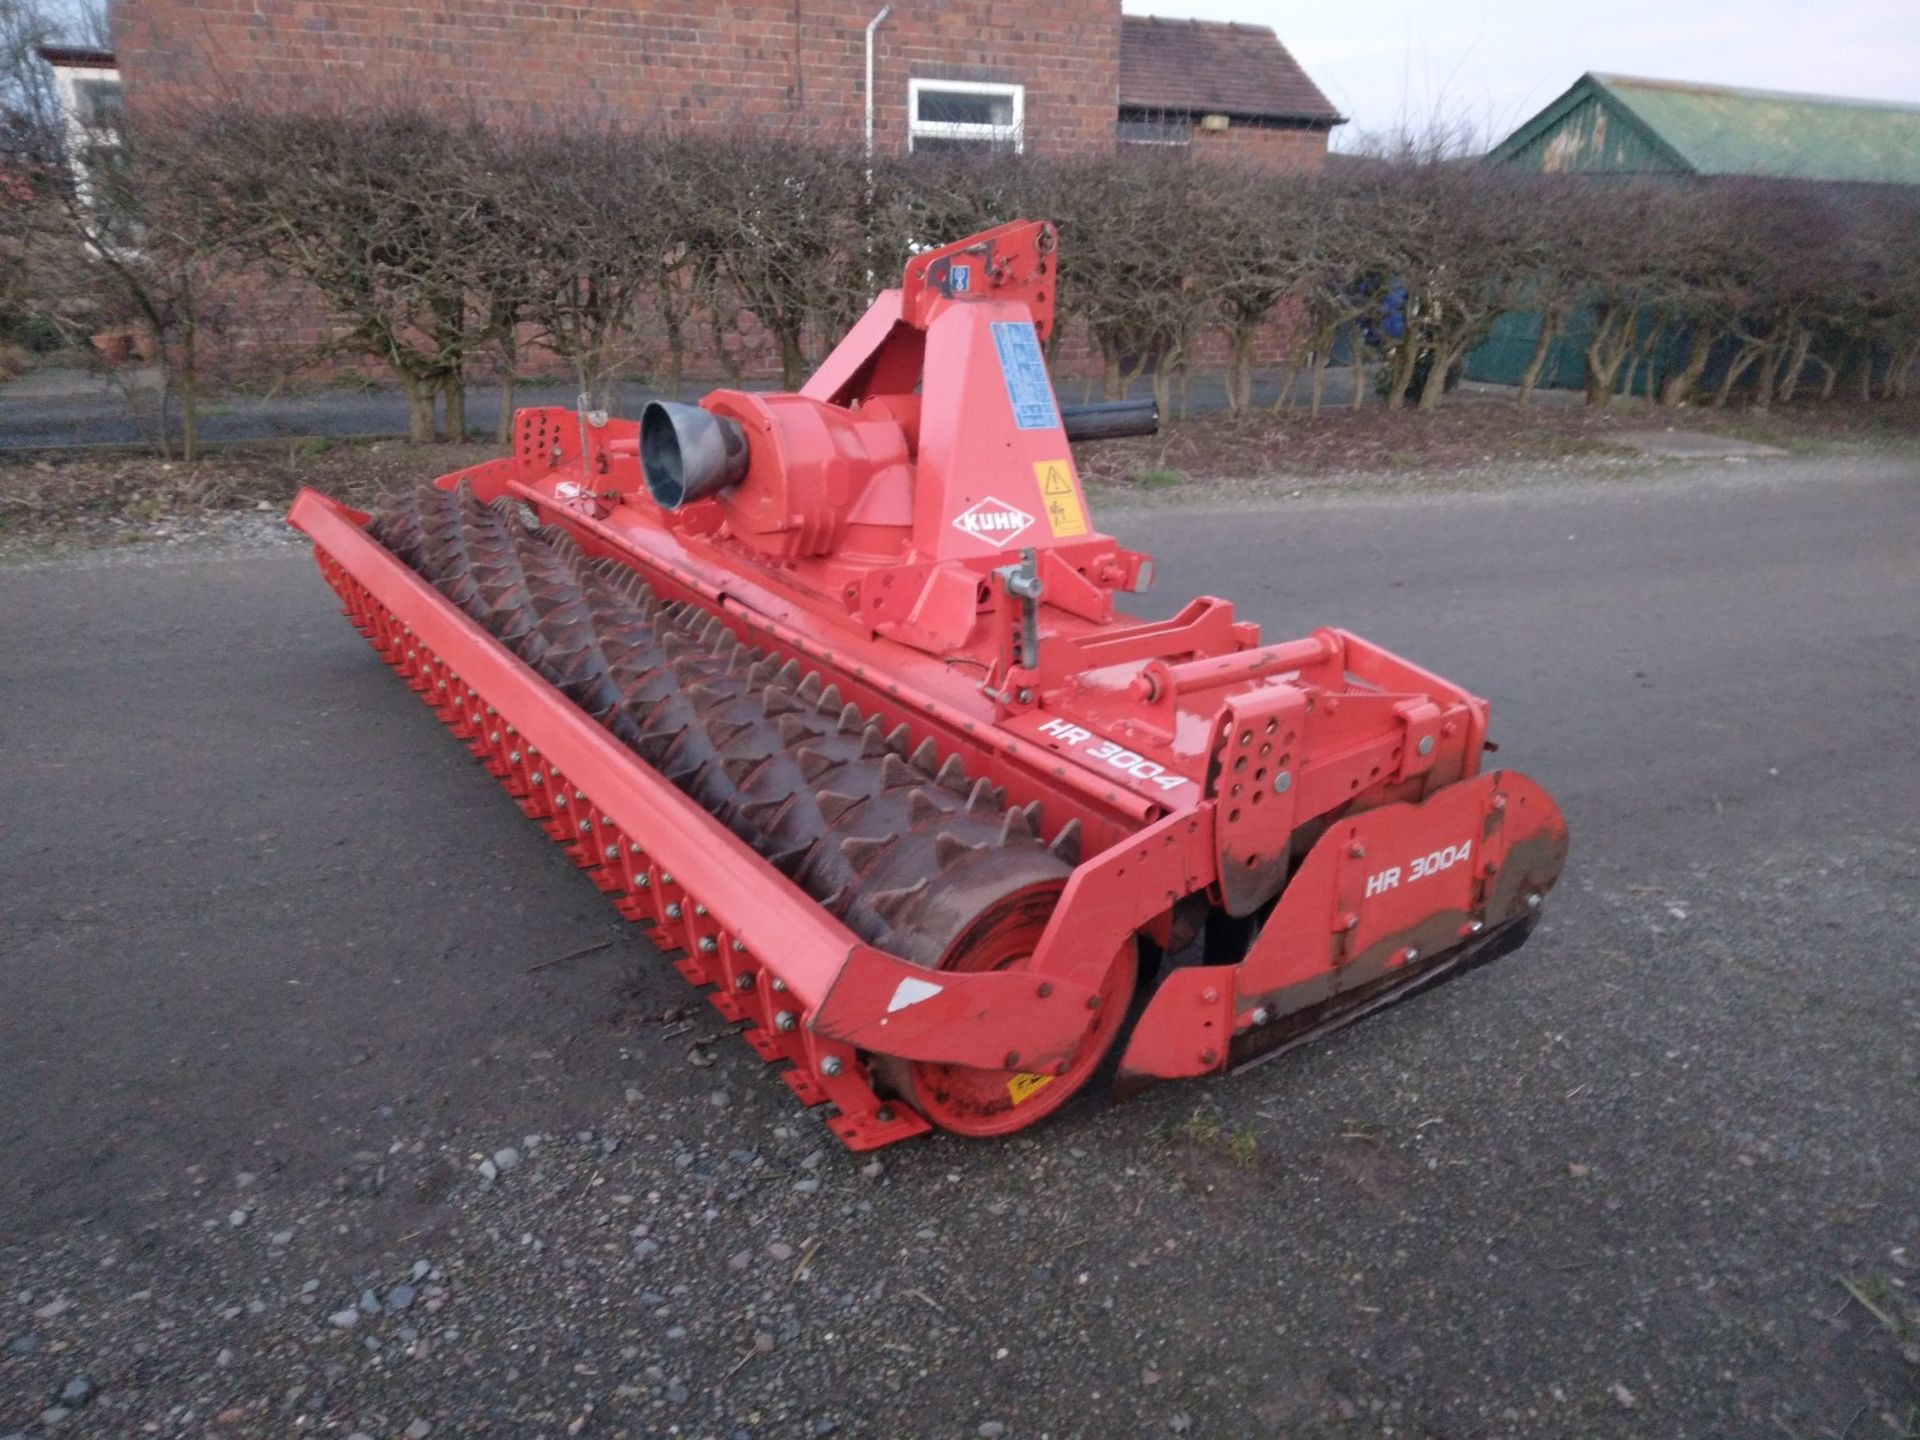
[65,4,1340,387]
[102,1,1341,164]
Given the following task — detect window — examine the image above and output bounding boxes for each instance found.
[908,79,1024,153]
[1117,117,1191,148]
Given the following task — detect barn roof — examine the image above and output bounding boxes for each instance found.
[1493,72,1920,184]
[1118,15,1342,127]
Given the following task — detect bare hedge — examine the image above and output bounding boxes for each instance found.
[9,96,1920,449]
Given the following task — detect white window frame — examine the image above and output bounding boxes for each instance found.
[907,78,1025,153]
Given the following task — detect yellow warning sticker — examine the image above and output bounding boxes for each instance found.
[1006,1070,1057,1106]
[1034,459,1088,538]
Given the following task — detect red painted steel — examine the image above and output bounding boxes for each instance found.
[289,218,1570,1147]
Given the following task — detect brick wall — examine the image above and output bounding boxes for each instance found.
[111,0,1120,156]
[1185,120,1330,170]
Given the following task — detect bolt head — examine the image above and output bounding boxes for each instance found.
[770,978,787,993]
[1525,892,1543,911]
[635,872,650,888]
[1249,1006,1272,1026]
[775,1010,797,1032]
[1273,770,1293,794]
[820,1056,842,1077]
[1199,987,1220,1005]
[508,751,522,764]
[697,936,717,954]
[577,819,592,833]
[1404,947,1420,964]
[1469,919,1485,934]
[1417,734,1435,757]
[665,902,682,920]
[1016,688,1034,705]
[604,845,619,859]
[735,973,755,990]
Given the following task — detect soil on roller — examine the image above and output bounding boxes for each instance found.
[365,482,1131,1133]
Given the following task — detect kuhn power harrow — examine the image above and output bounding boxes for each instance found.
[290,221,1567,1148]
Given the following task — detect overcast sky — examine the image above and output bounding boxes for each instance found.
[1123,0,1920,149]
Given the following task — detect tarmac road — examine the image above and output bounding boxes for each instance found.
[2,455,1916,1438]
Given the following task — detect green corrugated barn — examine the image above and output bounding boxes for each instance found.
[1467,73,1920,389]
[1489,72,1920,185]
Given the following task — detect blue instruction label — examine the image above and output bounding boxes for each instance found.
[991,321,1060,431]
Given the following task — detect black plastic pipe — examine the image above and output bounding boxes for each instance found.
[1059,399,1159,443]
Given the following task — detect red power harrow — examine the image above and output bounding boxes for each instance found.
[290,220,1568,1149]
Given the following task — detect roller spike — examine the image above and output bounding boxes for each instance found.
[885,723,913,756]
[687,680,728,706]
[661,630,691,659]
[966,777,998,815]
[794,746,834,781]
[814,789,862,824]
[765,840,813,874]
[775,714,815,746]
[1048,818,1083,865]
[741,794,788,825]
[859,725,889,759]
[998,806,1035,845]
[748,656,780,686]
[1022,800,1044,830]
[934,832,984,869]
[910,738,940,773]
[816,684,842,715]
[935,754,971,795]
[776,659,802,686]
[797,672,824,704]
[906,789,944,825]
[837,702,866,734]
[722,754,763,785]
[840,834,893,870]
[761,686,800,717]
[869,878,929,922]
[880,753,919,789]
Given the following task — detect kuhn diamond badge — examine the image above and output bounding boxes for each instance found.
[952,496,1036,548]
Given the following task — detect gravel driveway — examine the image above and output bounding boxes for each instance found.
[3,456,1916,1439]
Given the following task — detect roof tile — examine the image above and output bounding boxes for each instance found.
[1118,15,1341,125]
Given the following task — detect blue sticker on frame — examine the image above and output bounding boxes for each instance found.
[991,321,1060,431]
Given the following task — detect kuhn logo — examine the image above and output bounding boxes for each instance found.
[952,497,1036,549]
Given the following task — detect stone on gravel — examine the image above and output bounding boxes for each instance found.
[492,1147,521,1172]
[405,1422,433,1440]
[227,1208,248,1227]
[328,1309,360,1330]
[978,1423,1006,1438]
[387,1284,417,1312]
[58,1378,95,1408]
[665,1380,690,1403]
[32,1298,72,1320]
[768,1241,794,1262]
[270,1230,294,1247]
